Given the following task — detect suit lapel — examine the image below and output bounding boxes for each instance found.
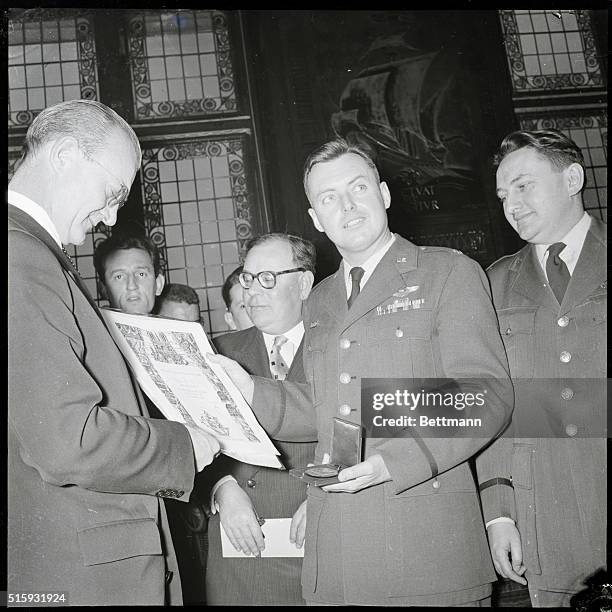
[239,328,271,378]
[316,268,349,327]
[9,205,103,319]
[509,245,556,308]
[561,217,607,311]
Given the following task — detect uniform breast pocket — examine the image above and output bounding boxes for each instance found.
[497,307,537,377]
[366,310,434,378]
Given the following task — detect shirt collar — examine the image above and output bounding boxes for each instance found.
[343,233,396,296]
[8,189,63,248]
[534,212,591,275]
[262,319,305,351]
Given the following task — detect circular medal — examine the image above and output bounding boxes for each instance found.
[305,464,340,478]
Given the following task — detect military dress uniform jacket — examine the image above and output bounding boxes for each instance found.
[8,205,197,606]
[476,216,607,596]
[205,326,315,605]
[249,234,514,606]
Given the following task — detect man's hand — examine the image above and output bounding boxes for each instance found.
[322,453,391,493]
[215,480,264,556]
[289,500,307,549]
[185,425,220,472]
[487,521,527,585]
[207,353,254,404]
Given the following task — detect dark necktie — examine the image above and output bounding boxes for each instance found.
[347,266,365,309]
[546,242,570,303]
[269,335,289,380]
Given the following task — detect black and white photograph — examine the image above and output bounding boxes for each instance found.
[5,5,607,608]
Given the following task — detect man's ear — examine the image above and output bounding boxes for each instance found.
[308,207,325,233]
[380,181,391,210]
[155,274,165,296]
[299,270,315,300]
[49,136,80,175]
[566,163,584,197]
[224,311,237,331]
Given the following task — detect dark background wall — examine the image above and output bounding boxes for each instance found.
[243,10,525,281]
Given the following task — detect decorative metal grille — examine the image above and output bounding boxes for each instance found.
[140,137,253,335]
[127,10,237,121]
[519,113,607,221]
[8,9,99,128]
[499,10,602,93]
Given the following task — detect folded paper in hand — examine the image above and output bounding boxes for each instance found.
[101,308,282,468]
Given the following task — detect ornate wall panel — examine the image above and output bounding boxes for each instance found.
[8,9,99,128]
[126,10,237,121]
[499,9,602,94]
[140,137,253,335]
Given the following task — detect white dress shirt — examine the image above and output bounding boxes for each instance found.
[535,212,592,279]
[342,233,396,299]
[8,189,62,248]
[262,320,305,371]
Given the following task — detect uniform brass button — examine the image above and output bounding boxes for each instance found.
[338,404,353,417]
[247,479,256,488]
[561,387,574,401]
[565,424,578,437]
[339,338,351,349]
[339,372,351,384]
[557,316,569,327]
[560,351,572,363]
[432,480,440,489]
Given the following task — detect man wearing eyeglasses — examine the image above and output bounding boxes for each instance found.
[8,100,220,606]
[203,233,317,606]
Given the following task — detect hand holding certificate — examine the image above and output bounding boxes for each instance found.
[101,308,282,468]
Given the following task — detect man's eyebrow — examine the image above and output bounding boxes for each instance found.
[108,265,152,274]
[313,174,367,198]
[496,173,532,196]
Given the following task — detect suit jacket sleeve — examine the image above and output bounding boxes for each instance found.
[474,261,517,523]
[251,376,318,441]
[9,230,196,499]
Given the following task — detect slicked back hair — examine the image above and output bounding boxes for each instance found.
[17,99,141,169]
[245,232,316,275]
[494,129,585,171]
[94,233,161,282]
[302,138,380,201]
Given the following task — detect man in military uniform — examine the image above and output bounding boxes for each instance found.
[476,129,606,607]
[212,138,513,606]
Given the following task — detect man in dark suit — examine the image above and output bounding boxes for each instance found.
[8,100,219,606]
[476,130,607,607]
[211,138,514,605]
[205,233,317,605]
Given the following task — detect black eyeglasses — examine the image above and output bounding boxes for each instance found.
[239,267,306,290]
